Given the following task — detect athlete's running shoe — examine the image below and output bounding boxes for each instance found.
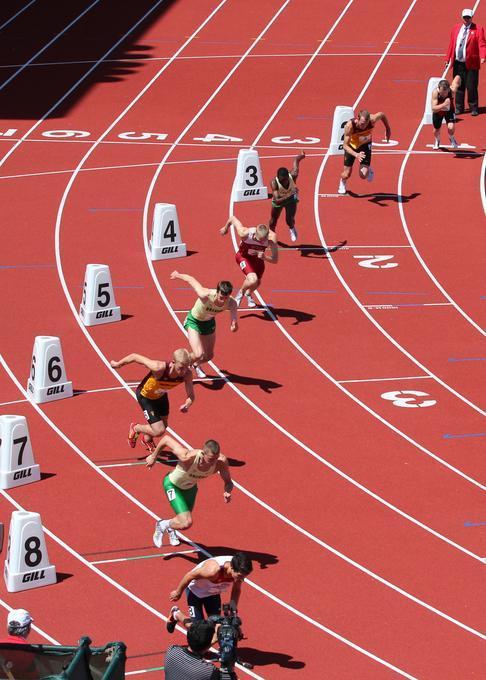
[289,227,298,242]
[128,422,138,448]
[433,139,440,150]
[167,606,180,633]
[246,293,257,308]
[234,290,243,306]
[337,179,347,195]
[141,436,156,453]
[167,528,181,546]
[153,519,169,548]
[195,365,207,379]
[366,167,375,182]
[449,136,459,149]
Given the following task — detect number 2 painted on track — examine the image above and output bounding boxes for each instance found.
[381,390,436,408]
[354,255,398,269]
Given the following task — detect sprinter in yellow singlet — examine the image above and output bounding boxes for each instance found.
[110,348,194,452]
[338,109,391,195]
[171,270,238,379]
[147,434,234,547]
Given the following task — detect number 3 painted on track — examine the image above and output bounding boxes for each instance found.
[381,390,436,408]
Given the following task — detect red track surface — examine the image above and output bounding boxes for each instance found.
[0,1,485,678]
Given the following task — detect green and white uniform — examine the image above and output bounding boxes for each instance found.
[184,290,230,335]
[164,450,218,514]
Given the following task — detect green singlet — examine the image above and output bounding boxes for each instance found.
[163,474,198,513]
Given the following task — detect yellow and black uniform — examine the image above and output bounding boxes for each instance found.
[163,450,219,514]
[136,363,184,424]
[344,118,374,167]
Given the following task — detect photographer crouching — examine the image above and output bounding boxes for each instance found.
[164,619,222,679]
[165,553,253,678]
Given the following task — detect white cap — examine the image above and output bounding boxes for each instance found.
[462,8,474,17]
[7,609,33,627]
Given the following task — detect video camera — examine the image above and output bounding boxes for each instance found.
[209,602,253,679]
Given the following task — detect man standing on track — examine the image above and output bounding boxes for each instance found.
[171,271,238,379]
[220,215,278,308]
[166,552,253,629]
[147,434,234,547]
[338,109,391,195]
[445,9,486,116]
[110,348,194,453]
[268,151,305,242]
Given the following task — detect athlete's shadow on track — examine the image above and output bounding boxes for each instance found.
[164,544,278,570]
[236,647,305,670]
[347,190,420,207]
[197,370,282,394]
[240,308,315,326]
[278,240,347,258]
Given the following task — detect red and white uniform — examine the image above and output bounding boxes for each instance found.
[235,227,268,279]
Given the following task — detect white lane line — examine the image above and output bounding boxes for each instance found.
[0,489,262,679]
[0,0,102,93]
[0,0,38,32]
[481,144,486,216]
[396,0,485,338]
[338,375,433,384]
[0,383,140,407]
[0,598,59,644]
[312,3,486,418]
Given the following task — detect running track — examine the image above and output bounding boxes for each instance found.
[0,1,485,678]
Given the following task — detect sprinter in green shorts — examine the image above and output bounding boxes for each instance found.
[147,434,234,547]
[170,270,238,379]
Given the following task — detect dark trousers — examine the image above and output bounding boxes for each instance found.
[453,60,479,112]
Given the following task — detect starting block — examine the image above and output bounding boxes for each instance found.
[329,106,354,155]
[0,415,40,490]
[232,149,267,202]
[423,77,442,125]
[4,510,56,592]
[79,264,121,326]
[150,203,187,260]
[26,336,73,404]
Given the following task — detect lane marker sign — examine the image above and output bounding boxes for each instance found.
[232,149,267,201]
[79,264,121,326]
[150,203,187,260]
[422,77,441,125]
[26,336,73,404]
[329,106,354,155]
[0,415,40,490]
[4,510,56,592]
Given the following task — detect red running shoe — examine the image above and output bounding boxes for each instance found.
[128,422,138,448]
[141,436,156,453]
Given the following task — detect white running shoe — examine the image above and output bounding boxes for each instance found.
[167,528,181,546]
[289,227,298,242]
[433,139,440,150]
[234,290,243,306]
[366,167,375,182]
[246,293,257,308]
[337,179,347,195]
[153,519,169,548]
[195,365,206,379]
[449,136,459,149]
